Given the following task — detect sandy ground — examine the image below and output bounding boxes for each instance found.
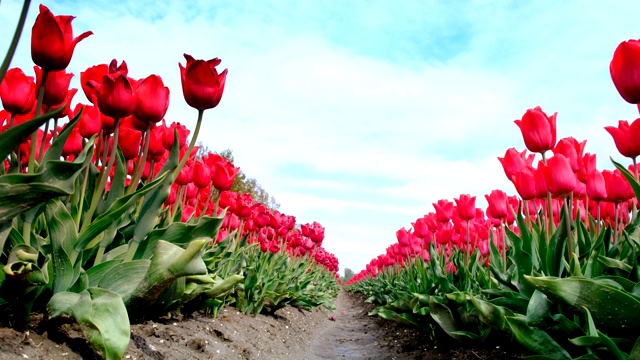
[0,290,522,360]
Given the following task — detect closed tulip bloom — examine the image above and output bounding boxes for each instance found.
[514,106,557,154]
[586,170,607,201]
[411,218,430,238]
[134,74,170,124]
[211,159,239,191]
[179,54,227,110]
[35,66,73,107]
[542,154,577,197]
[485,190,509,220]
[61,126,83,157]
[610,39,640,104]
[552,137,586,173]
[89,73,136,119]
[512,167,538,200]
[603,170,634,203]
[455,194,476,221]
[31,4,93,71]
[162,121,189,151]
[0,68,36,115]
[578,153,597,183]
[117,125,142,160]
[433,199,454,223]
[498,147,534,182]
[192,161,211,189]
[605,119,640,160]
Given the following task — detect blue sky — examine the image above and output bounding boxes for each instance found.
[2,0,640,273]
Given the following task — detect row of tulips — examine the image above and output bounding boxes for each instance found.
[0,4,339,360]
[346,39,640,359]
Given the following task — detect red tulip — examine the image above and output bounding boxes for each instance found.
[433,199,454,223]
[498,147,534,182]
[61,126,83,157]
[610,39,640,104]
[192,161,211,189]
[552,137,586,173]
[512,167,538,200]
[586,170,607,201]
[514,106,557,154]
[605,119,640,160]
[88,72,136,119]
[80,64,108,103]
[0,68,36,115]
[134,74,170,124]
[162,121,189,150]
[35,66,73,107]
[31,4,93,71]
[542,154,577,197]
[578,153,597,184]
[455,194,476,221]
[603,169,634,203]
[411,218,430,238]
[117,125,142,160]
[211,159,239,191]
[485,190,508,220]
[179,54,227,110]
[147,126,166,160]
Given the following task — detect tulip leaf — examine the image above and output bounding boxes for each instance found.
[39,109,82,166]
[135,215,224,259]
[104,148,126,210]
[526,289,551,326]
[125,239,208,318]
[74,171,168,254]
[0,141,92,224]
[45,199,81,294]
[92,260,150,300]
[429,297,465,341]
[505,316,571,359]
[0,106,64,160]
[47,287,129,360]
[469,295,513,331]
[598,255,633,272]
[525,275,640,335]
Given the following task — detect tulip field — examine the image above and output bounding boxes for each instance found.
[345,43,640,359]
[4,2,640,360]
[0,4,340,359]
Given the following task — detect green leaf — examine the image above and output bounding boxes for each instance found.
[526,289,551,326]
[525,275,640,335]
[505,316,571,359]
[45,199,81,293]
[0,106,64,160]
[86,259,150,300]
[125,239,208,317]
[598,255,633,272]
[429,297,464,341]
[75,171,168,254]
[470,295,513,331]
[39,110,82,166]
[0,142,93,224]
[47,288,130,360]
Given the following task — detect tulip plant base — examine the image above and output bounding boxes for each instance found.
[0,291,522,360]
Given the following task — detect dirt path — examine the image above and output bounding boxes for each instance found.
[306,291,432,360]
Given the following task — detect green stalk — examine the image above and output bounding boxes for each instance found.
[80,117,121,232]
[0,0,31,84]
[174,109,204,178]
[126,122,151,195]
[38,118,50,161]
[74,166,90,230]
[28,69,48,174]
[563,197,574,260]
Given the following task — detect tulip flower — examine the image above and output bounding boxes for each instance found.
[514,106,557,155]
[211,159,239,191]
[605,119,640,163]
[498,147,534,182]
[134,74,170,124]
[117,125,142,161]
[454,194,476,221]
[610,39,640,104]
[31,4,93,71]
[512,167,538,200]
[0,68,36,116]
[586,169,607,201]
[433,199,454,223]
[552,137,586,173]
[179,54,227,111]
[485,190,508,220]
[541,154,577,197]
[192,161,211,189]
[35,67,73,107]
[89,72,136,119]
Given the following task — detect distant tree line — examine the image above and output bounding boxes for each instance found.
[198,144,280,210]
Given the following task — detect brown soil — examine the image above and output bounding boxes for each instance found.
[0,291,523,360]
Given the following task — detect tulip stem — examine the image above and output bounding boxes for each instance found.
[38,118,50,162]
[28,68,47,174]
[0,0,31,84]
[81,117,121,232]
[175,109,203,178]
[127,122,151,195]
[75,166,89,230]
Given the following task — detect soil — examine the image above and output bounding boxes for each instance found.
[0,291,524,360]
